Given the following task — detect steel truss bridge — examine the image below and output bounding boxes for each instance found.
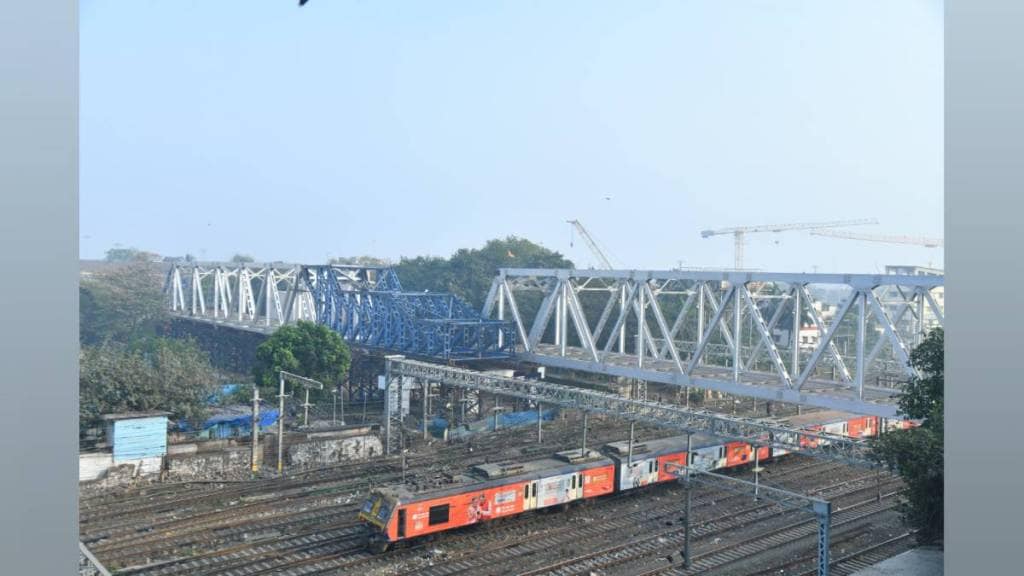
[165,263,516,360]
[165,264,942,418]
[482,269,943,418]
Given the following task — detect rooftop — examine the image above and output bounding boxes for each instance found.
[100,411,171,421]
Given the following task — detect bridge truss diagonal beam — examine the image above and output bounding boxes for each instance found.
[165,263,516,361]
[386,357,876,467]
[487,269,944,418]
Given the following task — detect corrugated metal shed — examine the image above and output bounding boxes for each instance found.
[102,412,169,462]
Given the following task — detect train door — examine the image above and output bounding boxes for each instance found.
[397,509,406,539]
[523,481,537,511]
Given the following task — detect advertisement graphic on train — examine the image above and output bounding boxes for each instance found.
[536,473,574,507]
[689,446,723,472]
[466,493,494,524]
[583,466,614,498]
[619,459,656,491]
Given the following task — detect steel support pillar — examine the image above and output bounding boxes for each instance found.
[251,387,260,472]
[683,432,693,569]
[581,411,588,457]
[422,382,429,440]
[627,421,635,465]
[537,402,543,443]
[814,500,832,576]
[383,355,405,456]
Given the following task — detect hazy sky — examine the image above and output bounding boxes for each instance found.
[80,1,943,273]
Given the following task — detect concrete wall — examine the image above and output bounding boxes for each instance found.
[287,434,383,468]
[79,453,113,482]
[160,317,267,373]
[83,432,383,483]
[79,453,162,484]
[165,446,252,480]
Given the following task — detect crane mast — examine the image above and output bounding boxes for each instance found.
[567,219,614,269]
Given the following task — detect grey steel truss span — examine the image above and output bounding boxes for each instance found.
[385,357,873,467]
[482,269,944,418]
[165,263,515,360]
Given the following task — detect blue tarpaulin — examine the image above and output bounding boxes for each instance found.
[177,405,279,439]
[429,409,557,438]
[205,384,243,405]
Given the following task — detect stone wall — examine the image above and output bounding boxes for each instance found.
[82,431,383,483]
[165,446,253,480]
[287,434,383,468]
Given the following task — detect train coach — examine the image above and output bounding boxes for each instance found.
[358,409,913,548]
[359,449,615,550]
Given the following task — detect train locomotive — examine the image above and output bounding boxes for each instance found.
[358,410,911,550]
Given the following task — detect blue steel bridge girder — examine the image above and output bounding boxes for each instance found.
[165,264,515,361]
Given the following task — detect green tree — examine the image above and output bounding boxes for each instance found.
[253,321,352,401]
[79,262,167,345]
[329,255,392,267]
[105,247,160,262]
[231,253,255,264]
[79,338,218,433]
[394,236,574,309]
[870,327,944,543]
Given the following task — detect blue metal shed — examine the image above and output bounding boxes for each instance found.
[102,412,170,462]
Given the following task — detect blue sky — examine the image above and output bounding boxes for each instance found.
[80,1,943,273]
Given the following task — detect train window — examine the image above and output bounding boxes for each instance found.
[524,485,529,500]
[428,504,450,526]
[571,475,576,489]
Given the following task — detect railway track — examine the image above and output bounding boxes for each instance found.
[495,481,901,576]
[82,417,669,572]
[740,531,918,576]
[81,411,911,576]
[368,461,892,576]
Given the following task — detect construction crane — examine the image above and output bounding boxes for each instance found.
[700,218,879,269]
[809,230,944,248]
[567,220,615,269]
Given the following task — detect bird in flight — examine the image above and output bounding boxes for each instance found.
[299,0,309,5]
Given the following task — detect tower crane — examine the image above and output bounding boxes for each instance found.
[567,220,615,269]
[700,218,879,269]
[809,230,943,248]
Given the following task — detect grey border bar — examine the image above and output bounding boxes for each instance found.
[947,0,1024,573]
[0,0,79,574]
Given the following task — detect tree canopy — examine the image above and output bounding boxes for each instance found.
[870,327,944,543]
[80,262,167,346]
[394,236,574,310]
[253,321,352,401]
[105,247,160,262]
[80,338,218,432]
[329,255,392,267]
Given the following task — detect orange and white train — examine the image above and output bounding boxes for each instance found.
[358,410,913,549]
